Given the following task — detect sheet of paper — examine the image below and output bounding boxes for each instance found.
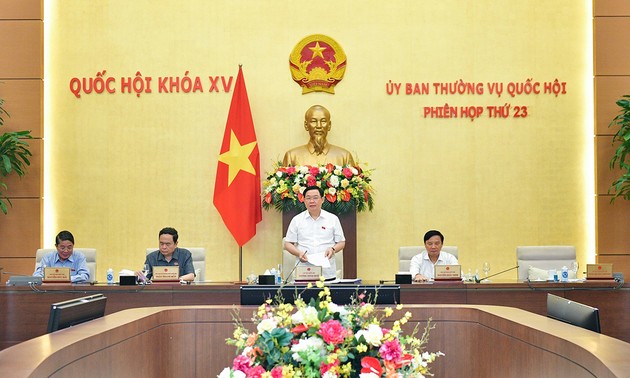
[307,253,331,268]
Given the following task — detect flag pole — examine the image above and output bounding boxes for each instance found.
[239,246,243,281]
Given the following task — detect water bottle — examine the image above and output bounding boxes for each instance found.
[106,268,114,284]
[561,266,569,282]
[276,264,283,285]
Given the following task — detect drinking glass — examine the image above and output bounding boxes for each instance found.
[141,264,150,282]
[571,261,579,278]
[482,262,491,282]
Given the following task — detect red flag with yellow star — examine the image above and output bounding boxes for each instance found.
[213,66,262,246]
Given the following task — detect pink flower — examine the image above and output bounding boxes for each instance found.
[379,339,403,362]
[309,166,320,176]
[306,175,317,187]
[286,166,296,175]
[342,167,353,178]
[270,366,284,378]
[246,365,266,378]
[317,319,347,345]
[232,355,252,372]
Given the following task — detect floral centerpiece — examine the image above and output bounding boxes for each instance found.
[219,280,443,377]
[262,162,374,214]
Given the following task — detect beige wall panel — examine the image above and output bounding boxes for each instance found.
[2,138,42,197]
[0,0,41,20]
[0,80,43,137]
[594,0,630,16]
[594,18,630,76]
[597,196,630,254]
[595,136,622,194]
[0,198,41,258]
[0,257,35,276]
[597,254,630,276]
[594,76,630,135]
[0,20,42,79]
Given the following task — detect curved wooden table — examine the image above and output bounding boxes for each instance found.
[0,304,628,377]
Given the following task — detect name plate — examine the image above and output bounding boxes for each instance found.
[295,266,322,282]
[434,265,461,280]
[586,263,613,279]
[152,266,179,281]
[43,267,71,282]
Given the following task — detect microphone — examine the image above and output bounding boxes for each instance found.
[283,250,308,285]
[474,265,519,283]
[1,271,29,276]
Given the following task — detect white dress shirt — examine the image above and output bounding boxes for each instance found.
[285,209,345,279]
[409,250,459,280]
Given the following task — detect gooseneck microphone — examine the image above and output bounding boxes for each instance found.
[283,250,308,285]
[474,265,519,283]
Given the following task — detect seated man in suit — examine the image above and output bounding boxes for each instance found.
[410,230,459,282]
[33,230,90,283]
[144,227,195,282]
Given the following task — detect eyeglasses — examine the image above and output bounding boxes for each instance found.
[304,196,321,202]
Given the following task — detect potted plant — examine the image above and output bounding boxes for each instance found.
[0,96,33,214]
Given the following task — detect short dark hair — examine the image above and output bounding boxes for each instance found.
[423,230,444,243]
[303,185,323,197]
[159,227,178,243]
[55,230,75,245]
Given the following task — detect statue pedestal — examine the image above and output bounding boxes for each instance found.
[282,209,357,279]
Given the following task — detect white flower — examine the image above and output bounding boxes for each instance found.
[299,166,309,174]
[359,374,380,378]
[217,367,246,378]
[329,175,340,187]
[328,187,337,196]
[355,324,383,346]
[275,171,283,177]
[257,317,277,334]
[291,336,325,362]
[291,305,319,325]
[322,371,338,378]
[327,302,348,316]
[351,167,358,175]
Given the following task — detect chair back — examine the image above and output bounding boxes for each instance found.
[146,248,206,281]
[36,248,97,283]
[398,246,459,272]
[516,246,576,280]
[282,239,343,280]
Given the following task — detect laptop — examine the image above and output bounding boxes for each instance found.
[434,265,462,281]
[151,266,180,282]
[7,276,43,286]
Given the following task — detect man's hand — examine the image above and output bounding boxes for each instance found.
[414,274,430,282]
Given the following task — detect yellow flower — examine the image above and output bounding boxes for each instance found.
[327,353,338,364]
[316,278,325,288]
[358,303,374,317]
[340,363,352,376]
[356,343,368,353]
[384,307,393,317]
[396,304,403,310]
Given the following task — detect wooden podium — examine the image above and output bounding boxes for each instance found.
[282,209,357,278]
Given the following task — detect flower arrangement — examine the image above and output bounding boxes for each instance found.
[262,162,374,214]
[219,280,443,377]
